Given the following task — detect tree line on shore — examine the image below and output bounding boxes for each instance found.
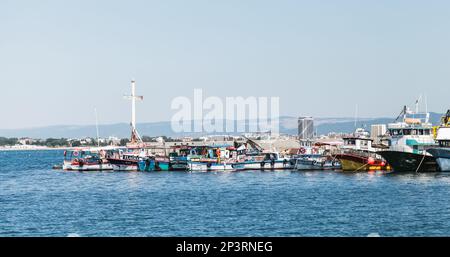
[0,136,184,147]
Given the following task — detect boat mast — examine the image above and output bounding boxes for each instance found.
[95,108,100,147]
[124,80,144,144]
[415,95,422,114]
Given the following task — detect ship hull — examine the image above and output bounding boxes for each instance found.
[335,154,390,172]
[188,162,235,172]
[294,159,341,171]
[377,151,439,173]
[241,160,294,170]
[154,161,170,171]
[107,158,139,171]
[169,163,189,171]
[426,148,450,172]
[63,161,113,171]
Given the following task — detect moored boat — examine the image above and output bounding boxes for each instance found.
[63,148,114,171]
[426,148,450,172]
[335,128,391,172]
[292,139,341,171]
[168,152,189,171]
[294,155,341,170]
[107,152,141,171]
[336,152,390,172]
[188,161,235,172]
[426,110,450,171]
[239,152,293,170]
[377,105,438,173]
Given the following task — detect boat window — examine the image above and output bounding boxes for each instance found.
[345,139,355,145]
[440,140,450,147]
[390,129,402,136]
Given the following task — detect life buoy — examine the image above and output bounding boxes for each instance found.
[299,148,306,154]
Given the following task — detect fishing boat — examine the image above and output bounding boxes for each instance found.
[335,128,391,172]
[185,145,240,172]
[63,148,114,171]
[187,161,236,172]
[377,105,439,172]
[292,139,341,171]
[239,151,293,170]
[427,110,450,171]
[168,152,189,171]
[294,155,341,170]
[232,137,294,170]
[107,150,143,171]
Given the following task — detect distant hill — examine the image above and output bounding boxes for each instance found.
[0,112,444,139]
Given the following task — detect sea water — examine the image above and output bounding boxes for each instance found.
[1,150,450,236]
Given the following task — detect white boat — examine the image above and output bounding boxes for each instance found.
[188,161,235,172]
[241,160,292,170]
[63,148,115,171]
[239,152,293,170]
[377,105,439,172]
[427,110,450,171]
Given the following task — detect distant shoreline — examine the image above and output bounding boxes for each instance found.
[0,146,70,151]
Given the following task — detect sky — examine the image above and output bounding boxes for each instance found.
[1,0,449,129]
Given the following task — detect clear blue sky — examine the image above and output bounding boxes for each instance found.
[1,0,449,129]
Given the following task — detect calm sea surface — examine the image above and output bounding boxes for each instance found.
[1,150,450,237]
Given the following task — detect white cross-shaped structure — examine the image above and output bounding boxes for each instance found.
[124,80,144,144]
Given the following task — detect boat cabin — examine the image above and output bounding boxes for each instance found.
[342,137,374,152]
[436,127,450,147]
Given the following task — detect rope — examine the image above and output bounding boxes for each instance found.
[354,163,369,172]
[415,153,426,173]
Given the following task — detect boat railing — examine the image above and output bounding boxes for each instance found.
[340,149,383,160]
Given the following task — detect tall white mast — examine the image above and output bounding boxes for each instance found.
[95,108,100,147]
[124,79,143,144]
[131,80,137,129]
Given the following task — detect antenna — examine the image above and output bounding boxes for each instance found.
[415,94,422,114]
[95,108,100,147]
